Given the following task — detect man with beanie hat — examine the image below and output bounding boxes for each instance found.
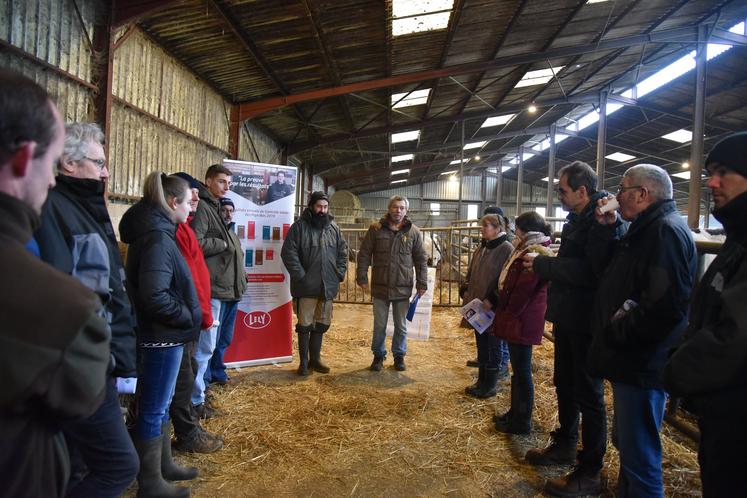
[281,191,348,375]
[168,172,223,453]
[665,131,747,497]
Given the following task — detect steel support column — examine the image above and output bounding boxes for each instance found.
[546,123,557,215]
[92,10,114,162]
[596,90,608,186]
[496,160,504,206]
[229,106,240,159]
[688,24,708,229]
[516,147,524,215]
[458,120,464,217]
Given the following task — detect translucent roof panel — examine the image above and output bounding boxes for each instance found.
[514,66,564,88]
[440,170,458,175]
[463,141,487,150]
[393,0,454,18]
[391,130,420,143]
[391,179,407,185]
[391,169,410,176]
[509,153,535,164]
[606,152,636,162]
[391,88,431,108]
[392,154,414,162]
[661,129,693,143]
[480,114,515,128]
[450,158,469,164]
[392,0,454,38]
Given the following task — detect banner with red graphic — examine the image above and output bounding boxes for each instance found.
[221,160,296,367]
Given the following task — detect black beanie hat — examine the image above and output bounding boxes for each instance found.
[172,172,201,190]
[308,191,329,207]
[483,206,504,216]
[219,197,234,209]
[705,132,747,178]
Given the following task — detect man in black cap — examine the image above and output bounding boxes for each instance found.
[665,131,747,497]
[281,191,348,375]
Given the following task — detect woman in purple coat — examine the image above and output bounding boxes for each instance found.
[488,211,554,434]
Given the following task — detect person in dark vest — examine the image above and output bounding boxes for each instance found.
[0,69,111,498]
[281,191,348,375]
[665,132,747,498]
[266,170,293,203]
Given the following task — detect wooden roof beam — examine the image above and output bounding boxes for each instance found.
[111,0,181,27]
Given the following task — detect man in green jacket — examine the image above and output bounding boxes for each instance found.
[190,164,247,417]
[357,195,428,372]
[281,191,348,375]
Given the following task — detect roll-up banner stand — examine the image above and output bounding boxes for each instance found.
[222,160,296,367]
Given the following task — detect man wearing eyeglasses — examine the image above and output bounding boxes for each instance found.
[664,132,747,498]
[590,164,697,498]
[34,122,139,497]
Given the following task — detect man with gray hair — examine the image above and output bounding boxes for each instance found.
[357,195,428,371]
[588,164,696,498]
[34,122,139,497]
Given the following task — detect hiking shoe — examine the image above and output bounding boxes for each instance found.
[173,429,223,453]
[370,356,384,372]
[393,356,406,371]
[466,358,479,368]
[525,431,577,466]
[193,403,223,420]
[544,467,602,497]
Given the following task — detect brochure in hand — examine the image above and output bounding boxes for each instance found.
[460,298,495,334]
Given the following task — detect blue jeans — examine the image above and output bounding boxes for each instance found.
[136,345,184,440]
[371,297,409,358]
[612,382,667,498]
[475,331,510,370]
[64,377,139,498]
[206,300,239,384]
[191,298,220,406]
[508,343,534,418]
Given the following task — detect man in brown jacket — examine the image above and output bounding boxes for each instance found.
[357,195,428,371]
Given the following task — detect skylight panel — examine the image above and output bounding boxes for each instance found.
[509,152,535,164]
[391,89,431,108]
[392,154,414,162]
[391,169,410,176]
[662,129,692,143]
[391,179,407,185]
[533,134,570,152]
[672,171,691,180]
[587,0,611,3]
[542,177,560,183]
[391,130,420,143]
[514,66,565,88]
[463,141,487,150]
[606,152,636,162]
[481,114,515,128]
[450,159,468,165]
[392,0,454,37]
[440,170,458,175]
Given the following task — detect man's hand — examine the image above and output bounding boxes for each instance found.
[522,252,537,271]
[417,288,426,297]
[358,282,369,292]
[595,196,618,225]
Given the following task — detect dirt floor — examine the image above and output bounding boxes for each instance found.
[143,304,701,498]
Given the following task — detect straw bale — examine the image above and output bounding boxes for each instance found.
[124,305,700,497]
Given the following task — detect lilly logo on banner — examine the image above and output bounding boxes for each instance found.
[244,311,272,329]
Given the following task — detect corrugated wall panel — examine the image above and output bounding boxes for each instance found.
[238,121,283,165]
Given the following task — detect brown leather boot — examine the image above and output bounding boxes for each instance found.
[544,466,602,497]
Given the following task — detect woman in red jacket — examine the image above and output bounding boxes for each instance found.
[489,211,554,434]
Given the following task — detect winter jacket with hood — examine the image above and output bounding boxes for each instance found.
[0,192,110,498]
[35,175,136,377]
[532,190,623,332]
[588,199,697,389]
[490,233,554,346]
[120,200,202,344]
[461,234,513,304]
[356,216,428,301]
[190,185,246,300]
[665,191,747,415]
[281,208,348,300]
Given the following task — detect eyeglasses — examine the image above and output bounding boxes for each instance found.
[616,184,643,195]
[84,157,107,169]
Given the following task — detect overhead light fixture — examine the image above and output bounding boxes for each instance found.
[392,154,414,162]
[440,170,458,175]
[463,141,487,150]
[605,152,637,162]
[681,161,689,169]
[515,67,565,88]
[391,130,420,143]
[474,155,481,161]
[449,175,458,183]
[661,129,693,143]
[480,114,514,128]
[391,179,407,185]
[527,104,537,113]
[391,169,410,176]
[391,89,431,108]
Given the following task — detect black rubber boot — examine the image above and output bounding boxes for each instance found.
[135,437,190,498]
[495,376,531,434]
[309,324,330,374]
[297,328,311,376]
[465,367,485,396]
[161,422,198,481]
[472,368,499,399]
